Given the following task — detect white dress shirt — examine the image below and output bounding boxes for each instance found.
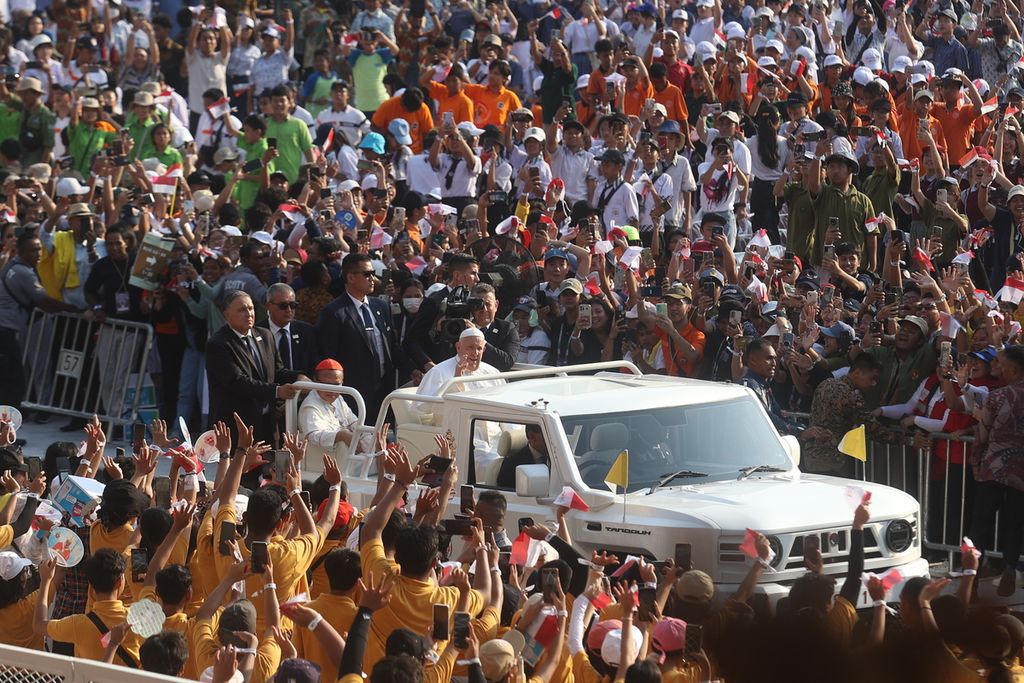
[591,177,640,234]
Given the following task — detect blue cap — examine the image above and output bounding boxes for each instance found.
[819,321,855,344]
[359,132,386,155]
[658,120,683,136]
[388,118,413,145]
[544,248,568,262]
[638,2,657,14]
[795,269,820,290]
[968,346,998,363]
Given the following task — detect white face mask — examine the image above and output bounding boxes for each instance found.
[403,297,422,313]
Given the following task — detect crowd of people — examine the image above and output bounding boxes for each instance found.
[2,0,1024,678]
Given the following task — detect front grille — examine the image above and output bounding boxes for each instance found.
[719,526,884,570]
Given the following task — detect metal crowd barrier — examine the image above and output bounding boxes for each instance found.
[782,411,999,567]
[19,310,153,428]
[0,641,182,683]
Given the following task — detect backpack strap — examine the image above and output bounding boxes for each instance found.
[85,611,138,669]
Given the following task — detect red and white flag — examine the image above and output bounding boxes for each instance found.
[974,289,998,309]
[961,536,982,560]
[843,485,872,510]
[912,247,934,272]
[713,30,727,50]
[593,240,614,255]
[862,567,903,591]
[865,216,879,233]
[996,276,1024,305]
[790,58,807,77]
[405,256,428,275]
[583,273,602,296]
[494,215,521,236]
[553,486,590,512]
[618,246,643,270]
[748,228,771,249]
[739,528,776,566]
[206,97,231,119]
[952,250,975,267]
[279,203,305,224]
[152,174,178,194]
[321,126,335,154]
[739,73,754,95]
[370,227,393,250]
[541,7,562,20]
[938,311,963,339]
[980,95,999,115]
[747,274,769,303]
[165,162,184,178]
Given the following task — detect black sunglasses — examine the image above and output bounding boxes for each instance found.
[275,302,298,310]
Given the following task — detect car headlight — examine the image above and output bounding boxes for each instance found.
[885,519,914,553]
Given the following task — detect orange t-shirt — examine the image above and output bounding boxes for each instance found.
[462,83,522,128]
[898,107,948,162]
[715,74,751,110]
[654,322,706,377]
[931,100,981,165]
[653,81,689,122]
[371,97,435,153]
[623,79,656,118]
[425,81,475,125]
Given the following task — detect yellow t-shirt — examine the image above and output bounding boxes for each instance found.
[128,532,190,604]
[0,524,12,548]
[46,598,143,665]
[571,650,606,683]
[137,585,198,679]
[189,507,218,613]
[213,501,324,631]
[89,523,135,608]
[826,595,858,646]
[360,538,485,670]
[426,642,459,683]
[295,593,358,674]
[0,591,45,649]
[662,663,702,683]
[191,614,281,683]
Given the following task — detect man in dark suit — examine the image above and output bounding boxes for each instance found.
[316,253,416,422]
[206,290,303,450]
[496,424,549,488]
[257,283,320,376]
[470,282,520,370]
[403,253,480,374]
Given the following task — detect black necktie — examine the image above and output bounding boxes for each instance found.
[360,304,381,363]
[278,328,291,370]
[246,335,264,380]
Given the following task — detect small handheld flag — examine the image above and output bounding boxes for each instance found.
[838,425,866,462]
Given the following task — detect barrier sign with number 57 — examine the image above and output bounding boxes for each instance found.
[56,350,84,380]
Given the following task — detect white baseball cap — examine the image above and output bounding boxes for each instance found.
[56,176,87,197]
[852,66,874,86]
[891,55,913,73]
[861,47,883,72]
[0,552,32,581]
[823,54,843,68]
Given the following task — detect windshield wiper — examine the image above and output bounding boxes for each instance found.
[737,464,787,480]
[650,469,708,493]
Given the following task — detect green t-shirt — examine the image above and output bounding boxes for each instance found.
[348,48,393,112]
[67,122,117,177]
[863,343,938,410]
[920,197,967,264]
[0,101,21,145]
[811,182,876,265]
[127,113,159,161]
[264,116,312,184]
[234,137,271,213]
[861,166,900,221]
[539,59,578,125]
[783,182,816,263]
[153,146,183,169]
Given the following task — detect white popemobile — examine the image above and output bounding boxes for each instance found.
[289,361,929,606]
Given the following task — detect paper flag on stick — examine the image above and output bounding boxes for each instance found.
[511,531,532,565]
[838,425,867,461]
[862,568,903,591]
[843,485,872,510]
[961,536,982,559]
[206,97,231,119]
[618,246,643,270]
[553,486,590,511]
[739,528,776,567]
[593,240,614,255]
[996,276,1024,305]
[749,228,771,249]
[604,450,629,489]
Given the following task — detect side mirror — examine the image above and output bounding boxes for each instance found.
[516,464,550,498]
[781,434,801,467]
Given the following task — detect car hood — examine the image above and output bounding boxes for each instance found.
[626,473,919,531]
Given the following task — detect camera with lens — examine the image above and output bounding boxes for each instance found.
[438,285,485,342]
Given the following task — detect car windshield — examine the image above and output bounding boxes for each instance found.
[560,397,791,493]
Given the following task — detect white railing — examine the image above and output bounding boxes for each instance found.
[0,642,184,683]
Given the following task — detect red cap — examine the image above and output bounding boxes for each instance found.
[587,619,622,652]
[315,358,344,372]
[316,499,354,531]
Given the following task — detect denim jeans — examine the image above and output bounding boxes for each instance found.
[174,345,205,437]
